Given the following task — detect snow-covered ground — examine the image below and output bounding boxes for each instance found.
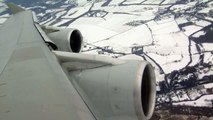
[0,0,213,118]
[173,94,213,107]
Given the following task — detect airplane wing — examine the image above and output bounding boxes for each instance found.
[0,4,95,120]
[6,3,25,14]
[0,3,156,120]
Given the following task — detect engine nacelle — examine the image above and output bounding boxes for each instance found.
[47,28,83,53]
[69,60,156,120]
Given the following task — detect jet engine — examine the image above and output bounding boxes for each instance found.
[68,60,156,120]
[45,27,83,53]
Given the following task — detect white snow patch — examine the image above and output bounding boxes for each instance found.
[98,14,137,32]
[175,17,189,25]
[107,0,126,6]
[143,0,157,4]
[161,0,176,4]
[118,54,144,61]
[182,25,203,36]
[153,34,175,46]
[194,20,211,27]
[203,52,213,64]
[124,0,144,4]
[204,83,213,89]
[201,43,213,52]
[0,14,9,18]
[67,5,92,18]
[192,30,205,38]
[70,17,105,25]
[152,0,163,4]
[198,8,212,14]
[150,20,180,35]
[173,94,213,107]
[68,24,118,43]
[146,53,188,74]
[147,20,158,26]
[95,24,152,48]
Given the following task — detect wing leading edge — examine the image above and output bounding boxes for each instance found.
[6,3,25,14]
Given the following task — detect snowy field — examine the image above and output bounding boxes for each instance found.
[0,0,213,119]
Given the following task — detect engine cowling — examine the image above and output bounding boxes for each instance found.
[69,60,156,120]
[47,28,83,53]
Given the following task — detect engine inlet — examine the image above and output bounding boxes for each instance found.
[70,30,83,53]
[141,64,156,119]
